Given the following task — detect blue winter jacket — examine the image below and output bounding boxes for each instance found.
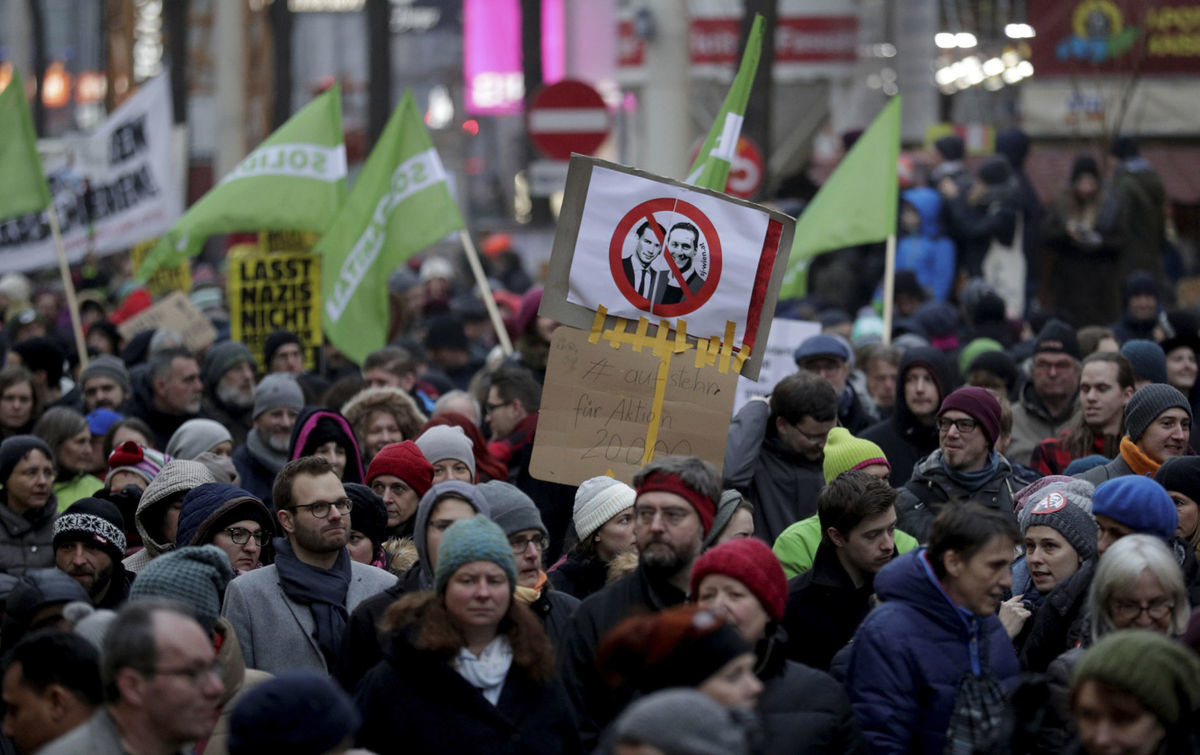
[897,187,956,302]
[845,548,1021,755]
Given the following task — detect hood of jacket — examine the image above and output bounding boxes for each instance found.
[892,346,956,434]
[288,407,365,485]
[341,386,428,448]
[874,549,980,638]
[902,186,944,238]
[134,460,215,557]
[176,482,273,549]
[411,481,491,590]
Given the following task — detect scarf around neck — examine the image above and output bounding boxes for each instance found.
[940,449,1002,492]
[453,635,512,706]
[273,537,352,667]
[514,571,548,605]
[246,428,289,473]
[1119,436,1161,477]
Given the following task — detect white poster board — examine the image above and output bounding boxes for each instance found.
[732,318,821,415]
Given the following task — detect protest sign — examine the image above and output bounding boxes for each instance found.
[0,74,182,273]
[228,249,322,372]
[540,156,794,379]
[130,239,191,297]
[731,318,820,415]
[530,326,739,486]
[117,291,217,353]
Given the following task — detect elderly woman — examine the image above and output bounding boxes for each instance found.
[354,516,579,753]
[166,418,234,460]
[691,537,866,754]
[341,386,426,465]
[548,476,636,601]
[1038,535,1192,753]
[1069,630,1200,755]
[0,436,58,575]
[0,367,39,440]
[33,407,103,509]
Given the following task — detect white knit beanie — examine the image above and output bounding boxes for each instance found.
[573,476,636,541]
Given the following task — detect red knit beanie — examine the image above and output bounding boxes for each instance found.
[366,441,434,496]
[689,537,787,622]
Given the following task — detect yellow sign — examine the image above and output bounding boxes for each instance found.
[130,239,191,296]
[228,249,322,372]
[258,229,320,254]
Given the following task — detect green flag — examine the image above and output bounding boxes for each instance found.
[685,14,763,191]
[779,96,901,299]
[139,85,346,280]
[319,90,464,364]
[0,71,52,219]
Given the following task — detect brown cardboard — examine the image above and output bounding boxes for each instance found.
[529,326,737,486]
[117,291,218,353]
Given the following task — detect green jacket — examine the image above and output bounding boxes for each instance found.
[54,474,104,512]
[773,514,919,579]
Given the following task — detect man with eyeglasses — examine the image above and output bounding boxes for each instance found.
[1008,319,1082,465]
[480,480,580,648]
[221,456,397,675]
[560,456,720,750]
[896,387,1021,543]
[725,372,838,544]
[39,602,224,755]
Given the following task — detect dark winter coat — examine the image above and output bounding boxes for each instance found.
[336,567,422,692]
[200,394,252,449]
[845,549,1021,754]
[894,450,1020,544]
[861,347,955,487]
[548,551,610,601]
[724,400,825,545]
[0,491,57,576]
[1017,558,1095,673]
[783,541,877,672]
[755,626,868,755]
[1008,380,1078,466]
[559,566,688,750]
[526,586,579,650]
[231,443,278,506]
[1113,158,1166,283]
[355,612,579,755]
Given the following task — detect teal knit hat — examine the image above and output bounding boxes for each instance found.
[434,517,517,595]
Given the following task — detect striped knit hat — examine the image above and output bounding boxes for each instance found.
[822,427,890,484]
[54,498,127,565]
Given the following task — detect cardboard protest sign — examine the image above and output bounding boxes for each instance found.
[540,156,794,379]
[530,326,738,486]
[732,318,820,415]
[130,239,191,297]
[228,249,322,372]
[117,291,217,353]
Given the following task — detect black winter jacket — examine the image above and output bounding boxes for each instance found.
[1017,558,1095,673]
[895,450,1020,544]
[782,542,877,672]
[548,552,610,601]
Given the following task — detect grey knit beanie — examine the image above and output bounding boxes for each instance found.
[704,489,748,547]
[573,476,635,541]
[479,480,546,538]
[128,545,233,634]
[414,425,476,480]
[1019,488,1099,561]
[252,374,304,419]
[614,688,750,755]
[79,355,131,395]
[1124,383,1192,442]
[166,419,234,460]
[203,341,255,387]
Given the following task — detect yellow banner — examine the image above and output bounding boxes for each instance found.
[228,249,322,372]
[130,239,191,296]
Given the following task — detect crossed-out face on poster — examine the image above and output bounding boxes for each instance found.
[546,157,793,378]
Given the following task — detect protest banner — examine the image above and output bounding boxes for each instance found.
[0,74,183,274]
[731,318,820,415]
[130,239,191,297]
[228,249,322,372]
[540,156,795,380]
[529,326,739,486]
[117,291,218,353]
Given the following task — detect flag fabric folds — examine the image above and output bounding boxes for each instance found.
[138,84,347,280]
[0,70,52,219]
[318,90,464,364]
[685,14,764,192]
[779,96,902,299]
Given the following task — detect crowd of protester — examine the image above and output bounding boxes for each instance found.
[0,133,1196,754]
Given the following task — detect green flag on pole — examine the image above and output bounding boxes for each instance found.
[685,14,763,192]
[779,96,902,299]
[318,90,464,364]
[0,70,52,219]
[138,85,347,280]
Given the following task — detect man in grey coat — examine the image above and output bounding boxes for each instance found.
[221,456,396,675]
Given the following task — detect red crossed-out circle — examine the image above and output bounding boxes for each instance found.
[608,198,722,317]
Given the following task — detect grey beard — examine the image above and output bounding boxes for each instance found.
[218,382,255,409]
[266,432,292,454]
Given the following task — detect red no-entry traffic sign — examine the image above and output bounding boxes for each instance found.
[526,80,610,161]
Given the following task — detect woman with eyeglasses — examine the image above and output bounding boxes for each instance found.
[1033,535,1192,754]
[355,516,580,754]
[176,482,276,574]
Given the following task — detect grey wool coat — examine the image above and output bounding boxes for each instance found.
[221,561,397,675]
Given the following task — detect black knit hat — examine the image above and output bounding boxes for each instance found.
[263,330,302,366]
[53,497,127,565]
[1034,318,1080,360]
[0,435,54,485]
[11,338,65,385]
[344,483,387,551]
[1124,384,1192,442]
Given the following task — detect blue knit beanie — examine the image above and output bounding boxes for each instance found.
[434,516,517,595]
[1092,475,1178,542]
[1120,340,1168,385]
